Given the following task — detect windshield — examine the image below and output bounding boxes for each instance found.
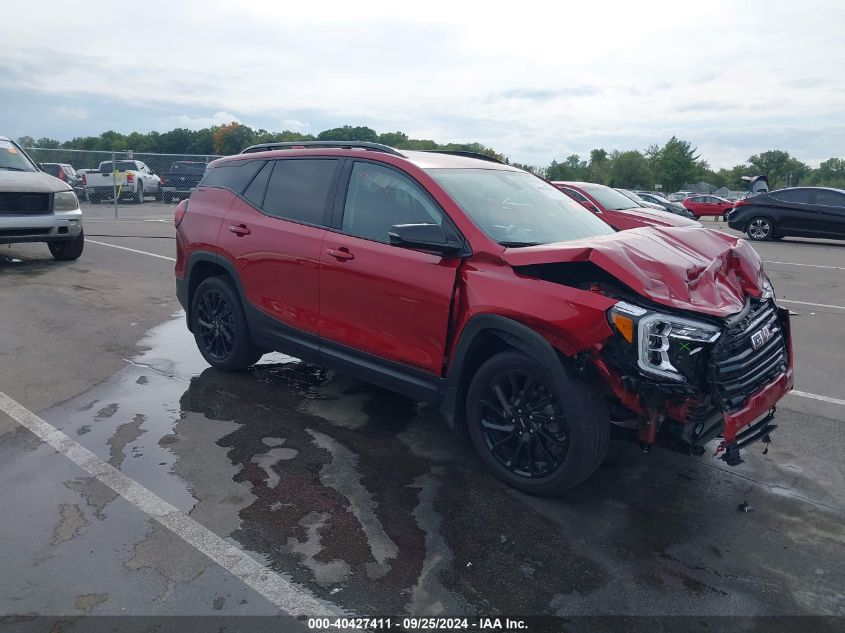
[99,161,139,173]
[170,162,206,174]
[427,168,614,246]
[582,184,640,210]
[617,189,644,202]
[0,139,38,172]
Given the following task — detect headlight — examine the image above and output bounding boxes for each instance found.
[54,191,79,211]
[609,302,721,382]
[761,275,775,301]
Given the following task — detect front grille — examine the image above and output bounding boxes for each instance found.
[0,192,52,215]
[0,228,51,237]
[711,299,788,411]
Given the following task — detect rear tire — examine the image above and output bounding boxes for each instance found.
[48,231,85,261]
[746,216,773,241]
[134,183,144,204]
[466,350,609,495]
[163,193,173,203]
[191,276,263,371]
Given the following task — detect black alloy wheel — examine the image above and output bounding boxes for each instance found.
[478,369,569,479]
[466,350,609,495]
[190,276,263,371]
[196,288,236,362]
[746,216,773,241]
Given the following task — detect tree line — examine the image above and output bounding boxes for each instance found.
[17,124,845,193]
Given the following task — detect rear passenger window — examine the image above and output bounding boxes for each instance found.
[243,161,273,208]
[261,159,338,225]
[815,190,845,207]
[201,160,265,194]
[772,189,812,204]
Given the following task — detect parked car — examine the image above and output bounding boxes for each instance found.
[174,141,792,495]
[161,161,207,202]
[615,188,665,210]
[634,191,696,219]
[682,194,735,219]
[668,191,696,202]
[83,159,161,203]
[552,181,700,230]
[39,163,84,198]
[727,187,845,241]
[0,136,84,259]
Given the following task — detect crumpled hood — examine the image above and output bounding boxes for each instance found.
[503,226,765,317]
[0,170,71,193]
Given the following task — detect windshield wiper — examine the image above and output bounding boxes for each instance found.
[0,166,28,171]
[498,241,542,248]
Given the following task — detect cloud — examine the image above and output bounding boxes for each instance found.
[54,106,88,119]
[169,111,241,129]
[280,119,310,131]
[1,0,844,169]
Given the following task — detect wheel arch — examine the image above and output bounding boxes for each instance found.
[439,314,571,436]
[184,252,244,332]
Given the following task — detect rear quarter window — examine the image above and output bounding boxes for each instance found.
[201,160,265,194]
[772,189,813,204]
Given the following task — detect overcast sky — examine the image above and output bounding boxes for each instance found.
[2,0,843,168]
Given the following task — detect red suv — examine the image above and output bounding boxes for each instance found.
[175,142,793,495]
[552,181,700,230]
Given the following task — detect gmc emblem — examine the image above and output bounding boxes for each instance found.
[751,323,776,350]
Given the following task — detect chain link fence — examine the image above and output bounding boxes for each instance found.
[23,147,222,206]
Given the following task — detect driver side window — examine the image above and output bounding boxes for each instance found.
[342,162,444,243]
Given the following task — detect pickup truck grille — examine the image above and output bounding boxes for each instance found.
[711,299,788,411]
[0,192,52,215]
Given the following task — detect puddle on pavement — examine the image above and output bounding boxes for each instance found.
[28,313,845,616]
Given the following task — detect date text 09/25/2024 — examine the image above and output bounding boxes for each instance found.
[307,617,528,630]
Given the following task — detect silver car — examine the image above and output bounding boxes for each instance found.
[0,136,84,260]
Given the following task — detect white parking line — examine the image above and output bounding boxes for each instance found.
[0,391,337,617]
[790,390,845,407]
[778,299,845,311]
[88,239,176,262]
[765,260,845,271]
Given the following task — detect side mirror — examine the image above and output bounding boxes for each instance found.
[388,223,463,255]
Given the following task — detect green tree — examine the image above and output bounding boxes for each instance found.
[211,122,255,155]
[588,148,610,184]
[317,125,378,142]
[609,150,652,188]
[654,137,699,191]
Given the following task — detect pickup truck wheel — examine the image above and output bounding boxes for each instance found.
[466,350,609,495]
[163,193,173,203]
[48,231,85,261]
[134,183,144,204]
[191,276,262,371]
[155,186,163,202]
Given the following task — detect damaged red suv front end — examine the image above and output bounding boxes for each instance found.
[503,225,793,464]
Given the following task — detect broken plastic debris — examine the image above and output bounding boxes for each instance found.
[466,562,472,568]
[737,501,754,513]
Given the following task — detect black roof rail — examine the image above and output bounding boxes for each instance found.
[418,150,506,164]
[240,140,405,157]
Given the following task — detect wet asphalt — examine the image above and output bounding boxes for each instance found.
[1,204,844,625]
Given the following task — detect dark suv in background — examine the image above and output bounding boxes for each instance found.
[174,141,792,495]
[728,187,845,241]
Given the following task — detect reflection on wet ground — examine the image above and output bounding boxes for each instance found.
[5,314,845,617]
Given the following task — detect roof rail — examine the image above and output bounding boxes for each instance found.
[419,150,506,164]
[240,140,405,157]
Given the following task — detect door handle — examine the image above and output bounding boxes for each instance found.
[325,247,354,261]
[228,224,251,236]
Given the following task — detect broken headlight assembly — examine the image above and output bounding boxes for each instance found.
[608,302,722,382]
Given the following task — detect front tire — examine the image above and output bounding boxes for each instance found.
[466,350,609,495]
[191,276,263,371]
[48,231,85,260]
[746,216,773,241]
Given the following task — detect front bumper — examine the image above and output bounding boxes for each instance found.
[0,209,83,244]
[722,367,793,444]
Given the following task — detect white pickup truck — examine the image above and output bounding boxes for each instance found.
[83,159,161,203]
